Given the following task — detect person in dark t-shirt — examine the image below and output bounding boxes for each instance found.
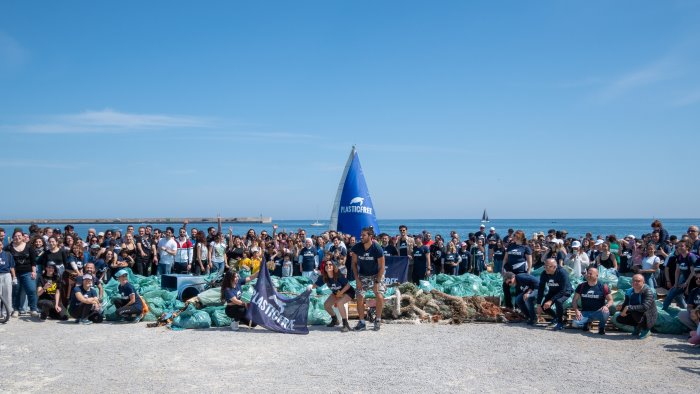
[571,267,613,334]
[350,227,385,332]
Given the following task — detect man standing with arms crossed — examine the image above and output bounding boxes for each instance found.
[351,227,385,331]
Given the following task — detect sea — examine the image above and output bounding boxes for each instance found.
[1,218,697,240]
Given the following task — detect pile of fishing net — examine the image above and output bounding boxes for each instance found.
[382,282,511,324]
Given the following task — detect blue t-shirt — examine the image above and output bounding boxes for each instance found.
[315,274,355,299]
[118,282,143,310]
[505,244,531,274]
[443,252,459,266]
[94,259,108,275]
[685,287,700,307]
[299,247,318,272]
[493,248,505,262]
[351,242,384,276]
[70,285,98,311]
[224,278,247,303]
[675,253,698,280]
[514,273,540,296]
[0,251,15,274]
[576,282,610,311]
[412,245,430,272]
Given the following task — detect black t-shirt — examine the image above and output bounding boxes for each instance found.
[41,249,68,268]
[351,242,384,276]
[315,274,355,299]
[382,245,398,257]
[493,247,505,261]
[37,274,60,301]
[227,247,245,261]
[397,238,409,257]
[4,244,33,274]
[685,287,700,307]
[118,282,143,310]
[430,245,445,265]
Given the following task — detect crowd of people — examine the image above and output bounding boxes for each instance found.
[0,219,699,342]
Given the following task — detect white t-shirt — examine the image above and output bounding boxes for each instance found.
[210,241,226,263]
[641,255,660,271]
[157,238,178,266]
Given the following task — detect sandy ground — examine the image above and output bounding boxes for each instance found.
[1,316,698,393]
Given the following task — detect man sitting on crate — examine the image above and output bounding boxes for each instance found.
[536,258,573,330]
[571,267,614,335]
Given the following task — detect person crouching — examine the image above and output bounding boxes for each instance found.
[68,274,103,325]
[113,269,144,322]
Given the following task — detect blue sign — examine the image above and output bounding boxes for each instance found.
[246,263,311,335]
[337,151,380,238]
[383,256,409,285]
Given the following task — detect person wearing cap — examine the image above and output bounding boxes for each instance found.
[113,269,143,322]
[540,238,566,269]
[536,258,573,330]
[68,274,103,324]
[76,262,104,300]
[589,239,604,262]
[615,274,657,339]
[475,225,486,241]
[571,267,613,335]
[36,262,68,320]
[503,271,539,325]
[486,227,500,263]
[565,241,590,278]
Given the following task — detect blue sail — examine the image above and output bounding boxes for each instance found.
[331,147,379,238]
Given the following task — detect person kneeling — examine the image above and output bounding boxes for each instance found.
[503,272,539,325]
[310,261,355,332]
[221,269,258,331]
[615,274,657,339]
[69,274,103,325]
[571,267,614,335]
[36,262,68,321]
[113,269,144,322]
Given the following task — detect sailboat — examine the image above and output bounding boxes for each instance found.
[481,209,489,223]
[329,146,380,237]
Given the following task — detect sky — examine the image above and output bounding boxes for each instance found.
[1,1,699,220]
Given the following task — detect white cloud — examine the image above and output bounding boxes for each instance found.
[4,109,213,133]
[597,56,680,101]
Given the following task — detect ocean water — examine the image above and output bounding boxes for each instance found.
[1,218,698,240]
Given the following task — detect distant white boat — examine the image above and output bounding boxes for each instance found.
[481,209,489,223]
[310,221,324,227]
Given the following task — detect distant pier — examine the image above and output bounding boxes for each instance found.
[0,217,273,225]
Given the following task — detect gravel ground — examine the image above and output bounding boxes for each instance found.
[1,317,698,393]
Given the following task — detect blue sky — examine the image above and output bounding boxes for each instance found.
[1,1,699,220]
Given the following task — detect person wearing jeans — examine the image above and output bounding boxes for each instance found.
[503,272,539,325]
[662,241,696,310]
[571,267,614,335]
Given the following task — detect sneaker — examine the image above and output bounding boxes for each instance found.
[631,327,640,336]
[230,321,239,331]
[598,326,606,335]
[353,321,366,331]
[75,318,81,324]
[10,311,18,318]
[30,310,40,318]
[40,312,48,320]
[132,315,142,324]
[373,320,381,331]
[79,319,93,325]
[326,316,338,328]
[553,323,564,331]
[547,319,559,327]
[638,329,651,339]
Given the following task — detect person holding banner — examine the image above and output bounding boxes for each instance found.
[351,227,385,331]
[310,261,355,332]
[411,237,431,284]
[221,269,259,331]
